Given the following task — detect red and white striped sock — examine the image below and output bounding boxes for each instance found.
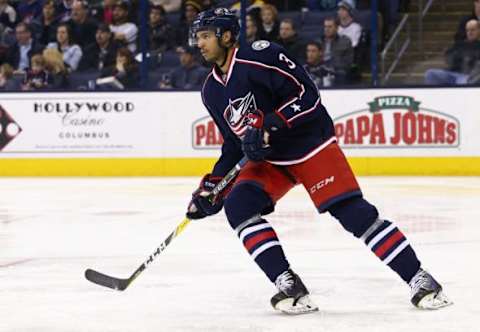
[236,215,290,282]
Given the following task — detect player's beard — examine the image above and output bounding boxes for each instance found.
[216,47,230,68]
[203,47,226,66]
[201,52,216,64]
[206,37,229,65]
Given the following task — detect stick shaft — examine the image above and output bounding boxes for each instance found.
[85,156,248,290]
[129,157,248,279]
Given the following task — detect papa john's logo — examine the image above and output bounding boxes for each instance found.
[0,104,22,151]
[192,116,223,150]
[333,96,460,148]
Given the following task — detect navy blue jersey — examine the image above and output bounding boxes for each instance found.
[201,40,336,177]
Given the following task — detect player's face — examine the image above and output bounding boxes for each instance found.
[196,30,222,63]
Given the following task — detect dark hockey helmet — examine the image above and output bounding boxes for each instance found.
[189,8,240,47]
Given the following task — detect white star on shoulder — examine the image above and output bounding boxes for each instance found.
[291,103,301,112]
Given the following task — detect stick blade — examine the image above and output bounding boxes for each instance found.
[85,269,130,291]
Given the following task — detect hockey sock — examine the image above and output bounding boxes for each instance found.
[236,215,290,282]
[361,219,421,283]
[328,197,421,284]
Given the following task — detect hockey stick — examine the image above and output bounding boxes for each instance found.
[84,156,248,291]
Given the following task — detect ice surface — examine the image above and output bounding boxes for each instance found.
[0,177,479,332]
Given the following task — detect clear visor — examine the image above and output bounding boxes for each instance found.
[188,26,202,47]
[188,26,220,47]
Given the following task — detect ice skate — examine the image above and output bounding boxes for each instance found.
[409,268,453,310]
[271,269,319,315]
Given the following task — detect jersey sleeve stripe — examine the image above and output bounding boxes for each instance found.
[286,97,321,123]
[276,96,298,113]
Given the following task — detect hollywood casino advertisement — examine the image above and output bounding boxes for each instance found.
[0,89,477,160]
[0,93,167,158]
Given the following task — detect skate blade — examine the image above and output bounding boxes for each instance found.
[274,295,319,315]
[417,291,453,310]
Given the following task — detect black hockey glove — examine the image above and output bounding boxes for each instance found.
[186,174,227,220]
[242,110,272,161]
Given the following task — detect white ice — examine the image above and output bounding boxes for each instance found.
[1,177,479,332]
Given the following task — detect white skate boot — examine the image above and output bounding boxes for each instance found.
[270,269,319,315]
[409,268,453,309]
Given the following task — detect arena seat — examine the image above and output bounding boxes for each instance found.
[148,68,172,90]
[355,10,373,31]
[278,11,303,25]
[159,50,180,67]
[69,70,100,90]
[166,12,181,25]
[301,10,333,27]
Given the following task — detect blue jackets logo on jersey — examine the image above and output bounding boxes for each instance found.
[224,91,257,136]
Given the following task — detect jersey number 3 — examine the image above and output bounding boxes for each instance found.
[279,53,296,69]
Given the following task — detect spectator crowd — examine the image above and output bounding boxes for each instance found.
[0,0,411,90]
[424,0,480,85]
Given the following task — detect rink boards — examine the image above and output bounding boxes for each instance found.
[0,88,479,176]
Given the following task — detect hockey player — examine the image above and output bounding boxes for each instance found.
[186,8,452,314]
